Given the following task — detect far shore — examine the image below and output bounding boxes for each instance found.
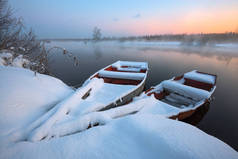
[41,32,238,44]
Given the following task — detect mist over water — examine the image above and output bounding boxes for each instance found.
[47,41,238,150]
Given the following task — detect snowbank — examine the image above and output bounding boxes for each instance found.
[0,66,73,136]
[0,52,13,66]
[0,51,30,68]
[1,114,237,159]
[12,55,30,68]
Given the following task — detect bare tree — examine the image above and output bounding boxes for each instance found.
[0,0,45,71]
[0,0,79,75]
[92,27,101,41]
[0,0,40,53]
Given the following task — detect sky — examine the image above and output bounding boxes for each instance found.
[9,0,238,38]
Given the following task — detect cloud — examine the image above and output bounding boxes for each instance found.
[132,13,141,19]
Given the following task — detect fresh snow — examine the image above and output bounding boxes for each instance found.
[0,51,30,68]
[0,66,73,137]
[0,52,13,59]
[184,70,216,85]
[27,78,137,141]
[1,114,237,159]
[111,61,148,70]
[28,97,150,139]
[117,67,141,72]
[0,52,13,66]
[99,60,148,79]
[0,66,237,159]
[0,58,6,66]
[12,55,30,68]
[99,70,145,80]
[162,80,211,101]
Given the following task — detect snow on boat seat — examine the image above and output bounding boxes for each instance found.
[161,80,210,101]
[111,61,148,72]
[98,70,145,81]
[182,70,216,91]
[184,70,216,85]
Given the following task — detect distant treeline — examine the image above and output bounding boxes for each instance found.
[43,32,238,45]
[110,32,238,44]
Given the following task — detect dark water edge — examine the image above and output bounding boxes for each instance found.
[46,41,238,150]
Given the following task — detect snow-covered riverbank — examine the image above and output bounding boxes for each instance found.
[0,66,74,136]
[0,66,237,159]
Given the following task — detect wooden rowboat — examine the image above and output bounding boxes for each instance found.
[27,61,148,141]
[144,70,217,120]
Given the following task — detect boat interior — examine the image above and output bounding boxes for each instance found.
[173,71,217,91]
[147,89,197,108]
[91,61,148,85]
[147,71,217,108]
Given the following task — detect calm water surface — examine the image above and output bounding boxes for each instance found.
[47,41,238,150]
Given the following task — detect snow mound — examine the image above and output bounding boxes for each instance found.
[12,55,30,68]
[0,66,74,136]
[1,114,237,159]
[0,52,13,66]
[0,51,30,68]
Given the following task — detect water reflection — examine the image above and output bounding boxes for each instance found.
[92,44,102,59]
[120,44,238,65]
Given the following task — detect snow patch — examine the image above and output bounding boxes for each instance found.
[12,55,30,68]
[99,70,145,80]
[184,70,215,85]
[162,80,211,101]
[0,66,73,137]
[111,61,148,70]
[0,51,31,68]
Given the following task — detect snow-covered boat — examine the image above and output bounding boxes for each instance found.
[82,60,148,111]
[144,70,217,120]
[27,61,148,141]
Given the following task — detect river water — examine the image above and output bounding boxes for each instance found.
[47,40,238,150]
